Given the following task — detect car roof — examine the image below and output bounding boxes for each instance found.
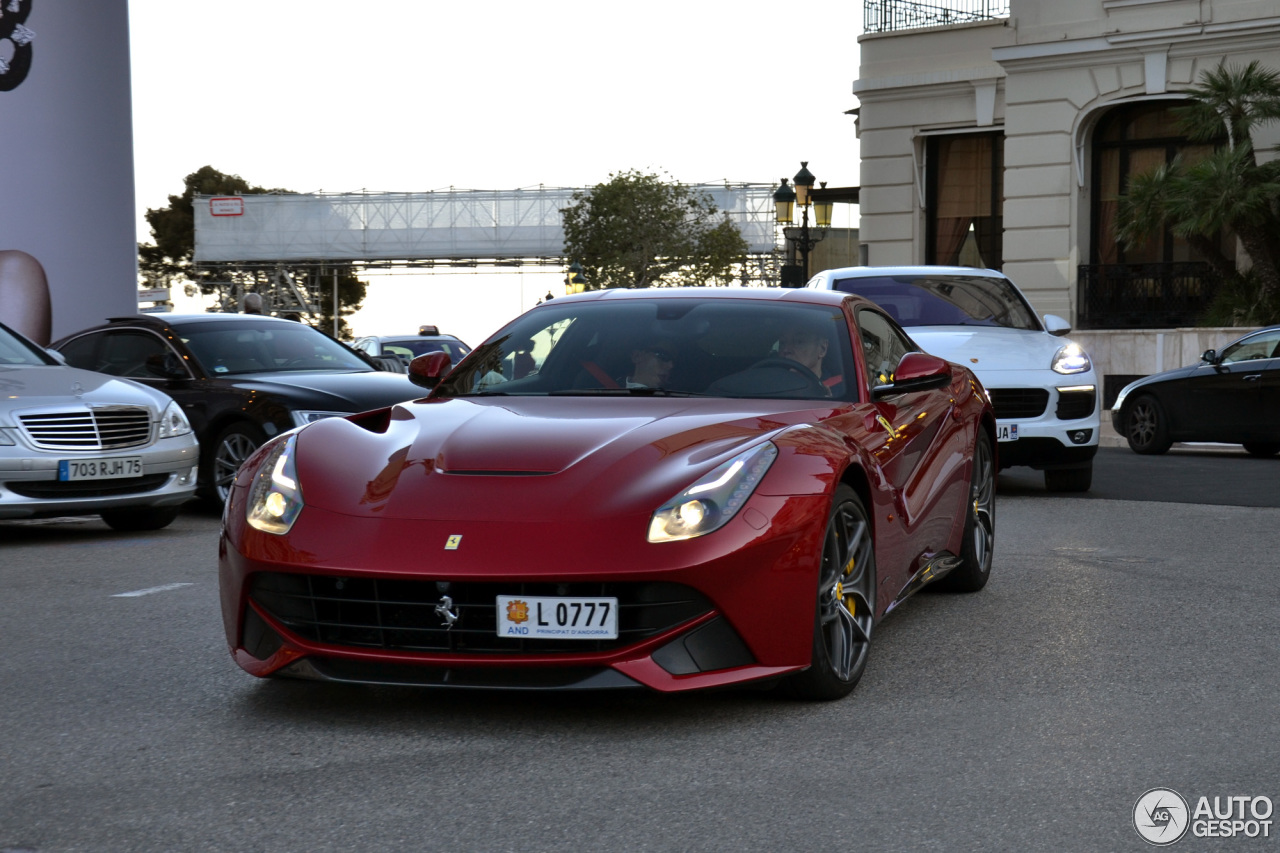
[541,286,856,308]
[813,265,1011,281]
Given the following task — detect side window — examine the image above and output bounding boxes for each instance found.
[97,331,173,378]
[857,309,917,388]
[1220,331,1280,364]
[56,334,103,371]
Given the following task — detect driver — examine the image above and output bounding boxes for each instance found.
[777,321,829,381]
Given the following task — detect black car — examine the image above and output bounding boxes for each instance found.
[51,314,422,502]
[351,326,472,371]
[1111,324,1280,456]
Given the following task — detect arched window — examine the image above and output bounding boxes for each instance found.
[1091,101,1220,265]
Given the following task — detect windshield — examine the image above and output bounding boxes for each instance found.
[830,274,1040,331]
[177,321,372,376]
[382,338,471,363]
[0,323,55,367]
[434,297,859,402]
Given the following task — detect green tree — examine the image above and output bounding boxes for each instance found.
[561,170,749,290]
[1115,61,1280,324]
[138,166,367,337]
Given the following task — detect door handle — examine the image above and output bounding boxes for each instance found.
[1244,374,1261,382]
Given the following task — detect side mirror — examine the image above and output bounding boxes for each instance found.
[408,351,453,389]
[1043,314,1072,337]
[871,352,953,400]
[1201,349,1219,364]
[144,352,188,379]
[45,348,68,365]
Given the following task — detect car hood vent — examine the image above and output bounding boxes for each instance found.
[18,406,152,451]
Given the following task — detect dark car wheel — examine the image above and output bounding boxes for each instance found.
[1044,462,1092,493]
[787,485,875,701]
[1242,442,1280,458]
[1125,394,1173,455]
[937,431,995,592]
[100,505,182,531]
[205,422,267,505]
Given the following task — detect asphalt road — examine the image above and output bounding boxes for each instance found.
[2,449,1278,852]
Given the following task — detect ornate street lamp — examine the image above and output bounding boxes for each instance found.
[564,260,587,294]
[775,161,832,286]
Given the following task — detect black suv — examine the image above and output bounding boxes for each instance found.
[52,314,421,503]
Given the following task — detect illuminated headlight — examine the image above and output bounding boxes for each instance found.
[648,442,778,543]
[291,410,346,428]
[1051,343,1091,375]
[157,400,193,438]
[246,435,304,535]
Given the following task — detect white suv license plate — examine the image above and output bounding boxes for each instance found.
[496,595,619,640]
[58,456,143,481]
[995,423,1019,442]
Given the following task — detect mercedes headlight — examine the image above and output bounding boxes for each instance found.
[246,434,304,535]
[1051,343,1091,375]
[648,442,778,543]
[157,400,193,438]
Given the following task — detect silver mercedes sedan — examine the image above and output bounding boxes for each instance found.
[0,321,199,530]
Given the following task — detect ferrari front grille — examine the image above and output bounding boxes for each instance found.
[987,388,1049,420]
[249,573,713,655]
[18,407,152,451]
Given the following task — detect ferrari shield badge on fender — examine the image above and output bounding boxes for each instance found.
[445,535,461,550]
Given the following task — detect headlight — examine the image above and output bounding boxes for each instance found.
[648,442,778,543]
[1051,343,1091,375]
[291,410,346,428]
[157,400,193,438]
[246,434,304,535]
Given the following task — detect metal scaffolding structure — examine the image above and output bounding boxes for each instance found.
[193,184,780,267]
[190,184,788,314]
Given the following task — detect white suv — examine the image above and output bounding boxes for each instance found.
[808,266,1099,492]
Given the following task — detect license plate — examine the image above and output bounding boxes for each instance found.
[995,423,1019,442]
[496,595,619,639]
[58,456,143,481]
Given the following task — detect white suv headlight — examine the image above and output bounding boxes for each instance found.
[157,400,193,438]
[648,442,777,543]
[1051,343,1091,375]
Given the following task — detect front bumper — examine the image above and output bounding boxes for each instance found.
[218,494,827,693]
[0,437,199,519]
[985,375,1100,470]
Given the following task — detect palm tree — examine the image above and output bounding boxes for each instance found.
[1115,61,1280,322]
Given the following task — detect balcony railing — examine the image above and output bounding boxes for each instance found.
[864,0,1011,33]
[1077,263,1219,329]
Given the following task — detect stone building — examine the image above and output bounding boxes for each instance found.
[852,0,1280,402]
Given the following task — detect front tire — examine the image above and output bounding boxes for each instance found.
[787,485,875,701]
[1125,395,1172,455]
[1242,442,1280,458]
[204,422,266,505]
[100,505,181,531]
[937,431,995,592]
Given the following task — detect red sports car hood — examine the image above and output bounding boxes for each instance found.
[292,396,838,520]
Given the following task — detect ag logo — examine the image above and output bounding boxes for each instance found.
[1134,788,1190,845]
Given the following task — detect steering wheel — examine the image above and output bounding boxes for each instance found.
[746,357,828,398]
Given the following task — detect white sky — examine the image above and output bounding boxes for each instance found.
[128,0,863,346]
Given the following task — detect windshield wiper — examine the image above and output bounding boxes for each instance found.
[549,387,707,397]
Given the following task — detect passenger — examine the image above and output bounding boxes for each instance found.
[622,340,677,388]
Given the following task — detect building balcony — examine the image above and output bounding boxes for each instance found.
[1077,263,1219,330]
[864,0,1010,33]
